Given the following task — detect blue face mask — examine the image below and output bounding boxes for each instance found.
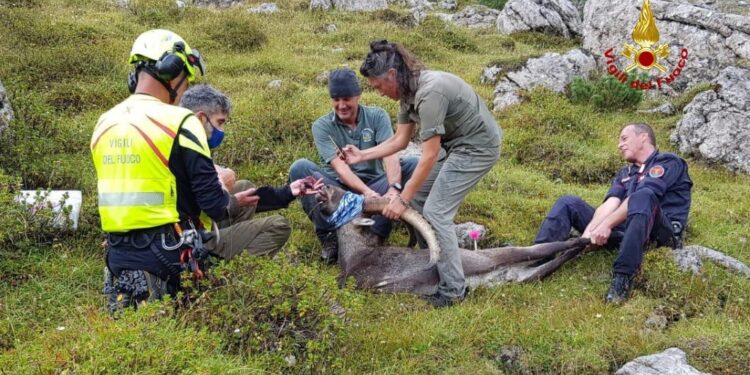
[205,117,225,149]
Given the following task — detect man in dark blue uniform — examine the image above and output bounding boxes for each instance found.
[534,123,692,303]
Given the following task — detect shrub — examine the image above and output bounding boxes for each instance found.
[370,9,415,28]
[502,89,623,184]
[129,0,184,26]
[0,84,95,189]
[0,301,241,373]
[181,256,358,371]
[0,176,78,250]
[204,12,267,53]
[0,171,22,246]
[569,75,644,111]
[511,31,580,50]
[416,16,478,53]
[671,82,717,111]
[485,56,531,78]
[0,0,39,7]
[0,9,122,86]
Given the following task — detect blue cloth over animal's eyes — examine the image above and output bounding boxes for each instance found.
[325,191,364,228]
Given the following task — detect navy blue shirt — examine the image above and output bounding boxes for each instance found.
[169,124,230,225]
[605,151,693,226]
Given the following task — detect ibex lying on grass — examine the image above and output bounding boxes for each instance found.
[316,185,591,295]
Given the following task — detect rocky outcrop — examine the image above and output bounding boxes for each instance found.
[492,48,596,111]
[248,2,279,13]
[615,348,709,375]
[452,5,500,29]
[310,0,332,10]
[638,102,676,115]
[497,0,582,38]
[411,5,429,25]
[0,80,13,138]
[480,65,503,85]
[671,67,750,174]
[312,0,388,11]
[674,245,750,279]
[439,0,456,10]
[190,0,242,7]
[582,0,750,91]
[117,0,186,8]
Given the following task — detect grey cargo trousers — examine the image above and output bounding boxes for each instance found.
[411,146,500,299]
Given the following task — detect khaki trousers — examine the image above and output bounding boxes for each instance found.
[206,180,292,259]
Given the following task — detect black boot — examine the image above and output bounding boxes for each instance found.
[319,234,338,265]
[422,286,470,308]
[605,273,634,304]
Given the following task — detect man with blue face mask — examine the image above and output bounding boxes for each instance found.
[180,84,322,259]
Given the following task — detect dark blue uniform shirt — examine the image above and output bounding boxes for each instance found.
[605,151,693,227]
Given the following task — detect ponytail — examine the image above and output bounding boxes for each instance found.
[360,40,424,99]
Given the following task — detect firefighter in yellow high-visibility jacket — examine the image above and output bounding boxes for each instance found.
[91,29,248,308]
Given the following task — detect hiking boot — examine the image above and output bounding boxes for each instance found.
[319,236,338,265]
[605,273,634,304]
[422,287,469,308]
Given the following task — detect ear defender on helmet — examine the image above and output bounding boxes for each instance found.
[127,32,201,103]
[154,42,187,82]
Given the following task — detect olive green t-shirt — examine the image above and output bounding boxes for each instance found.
[397,70,502,153]
[312,105,393,183]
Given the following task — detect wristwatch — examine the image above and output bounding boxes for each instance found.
[390,182,403,192]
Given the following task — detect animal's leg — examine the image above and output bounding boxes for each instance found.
[481,237,590,264]
[517,246,586,282]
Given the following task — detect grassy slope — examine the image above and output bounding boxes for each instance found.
[1,0,749,373]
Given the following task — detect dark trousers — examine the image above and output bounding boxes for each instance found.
[288,157,419,242]
[105,226,183,292]
[534,190,674,276]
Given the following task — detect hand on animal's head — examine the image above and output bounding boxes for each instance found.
[290,176,323,197]
[316,184,346,215]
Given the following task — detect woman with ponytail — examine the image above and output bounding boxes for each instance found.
[341,40,503,307]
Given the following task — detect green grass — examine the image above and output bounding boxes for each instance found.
[1,0,750,373]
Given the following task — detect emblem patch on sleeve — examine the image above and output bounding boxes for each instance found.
[649,165,665,178]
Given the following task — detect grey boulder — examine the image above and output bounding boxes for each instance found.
[453,5,500,29]
[615,348,709,375]
[315,0,388,11]
[582,0,750,92]
[492,48,596,111]
[497,0,582,38]
[671,67,750,174]
[248,2,279,13]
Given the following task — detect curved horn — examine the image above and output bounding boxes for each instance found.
[363,197,440,268]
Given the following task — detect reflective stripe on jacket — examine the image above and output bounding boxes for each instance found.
[91,95,206,232]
